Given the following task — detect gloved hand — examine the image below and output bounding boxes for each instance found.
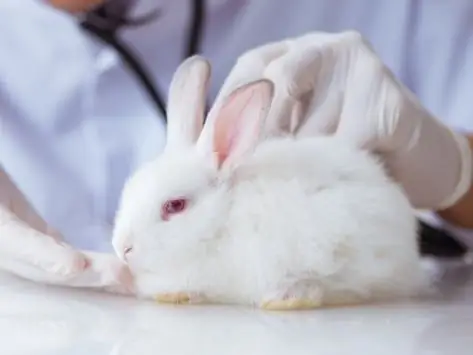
[0,167,133,294]
[214,31,472,210]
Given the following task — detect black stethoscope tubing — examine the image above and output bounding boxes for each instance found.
[79,0,206,122]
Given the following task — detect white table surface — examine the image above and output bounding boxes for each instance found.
[1,258,472,355]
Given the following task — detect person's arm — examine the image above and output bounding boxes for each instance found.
[47,0,104,13]
[0,166,88,282]
[436,135,473,229]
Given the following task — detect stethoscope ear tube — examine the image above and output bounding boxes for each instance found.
[80,21,168,120]
[78,0,207,122]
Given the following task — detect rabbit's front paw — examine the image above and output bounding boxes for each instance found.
[261,298,322,310]
[154,292,202,305]
[260,280,323,311]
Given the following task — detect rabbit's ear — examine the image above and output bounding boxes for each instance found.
[198,79,274,169]
[166,55,211,151]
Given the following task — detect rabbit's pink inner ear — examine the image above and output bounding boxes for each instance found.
[213,105,246,167]
[212,80,274,169]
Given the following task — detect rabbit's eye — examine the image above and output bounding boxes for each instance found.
[161,198,187,221]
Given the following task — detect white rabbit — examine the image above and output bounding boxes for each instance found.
[111,55,429,310]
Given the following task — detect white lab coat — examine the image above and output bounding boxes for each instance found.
[0,0,472,252]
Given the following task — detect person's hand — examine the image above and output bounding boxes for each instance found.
[213,31,472,210]
[47,0,105,13]
[0,167,133,294]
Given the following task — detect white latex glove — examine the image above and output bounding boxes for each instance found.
[0,0,133,293]
[0,167,133,294]
[213,31,472,210]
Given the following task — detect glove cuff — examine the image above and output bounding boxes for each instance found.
[437,130,473,209]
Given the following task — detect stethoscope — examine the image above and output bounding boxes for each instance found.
[76,0,470,259]
[78,0,206,122]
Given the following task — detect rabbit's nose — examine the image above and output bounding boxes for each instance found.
[123,246,134,262]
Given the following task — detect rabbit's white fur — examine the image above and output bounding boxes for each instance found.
[112,56,428,309]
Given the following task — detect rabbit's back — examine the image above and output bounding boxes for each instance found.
[227,136,426,304]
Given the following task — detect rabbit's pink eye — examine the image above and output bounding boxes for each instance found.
[161,198,187,220]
